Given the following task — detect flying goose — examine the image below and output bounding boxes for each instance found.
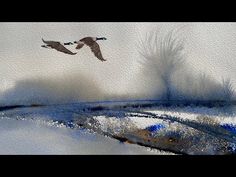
[41,38,77,55]
[73,37,107,61]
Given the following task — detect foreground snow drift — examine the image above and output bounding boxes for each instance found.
[0,117,169,154]
[0,101,236,155]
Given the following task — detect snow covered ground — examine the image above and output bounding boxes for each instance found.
[0,101,235,155]
[0,109,173,155]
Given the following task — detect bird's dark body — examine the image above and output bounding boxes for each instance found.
[80,37,96,46]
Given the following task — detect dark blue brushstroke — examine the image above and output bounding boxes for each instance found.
[1,100,236,112]
[221,124,236,134]
[146,124,165,132]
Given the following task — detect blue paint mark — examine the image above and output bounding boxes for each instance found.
[146,124,165,132]
[221,124,236,134]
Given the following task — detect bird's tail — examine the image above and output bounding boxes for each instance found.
[41,45,48,48]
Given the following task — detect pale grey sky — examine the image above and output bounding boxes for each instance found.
[0,23,235,104]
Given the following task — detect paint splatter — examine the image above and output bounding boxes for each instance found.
[146,124,165,132]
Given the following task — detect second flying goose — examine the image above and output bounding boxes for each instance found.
[73,37,107,62]
[41,38,77,55]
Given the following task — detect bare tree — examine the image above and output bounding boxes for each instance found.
[138,29,185,101]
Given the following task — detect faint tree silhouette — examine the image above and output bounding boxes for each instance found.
[137,28,235,102]
[138,29,185,101]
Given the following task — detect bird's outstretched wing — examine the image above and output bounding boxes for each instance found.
[56,44,77,55]
[42,38,76,55]
[42,38,58,45]
[89,42,106,61]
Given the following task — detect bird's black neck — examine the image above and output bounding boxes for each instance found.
[64,42,73,45]
[96,37,105,41]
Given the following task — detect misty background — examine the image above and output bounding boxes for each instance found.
[0,23,236,106]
